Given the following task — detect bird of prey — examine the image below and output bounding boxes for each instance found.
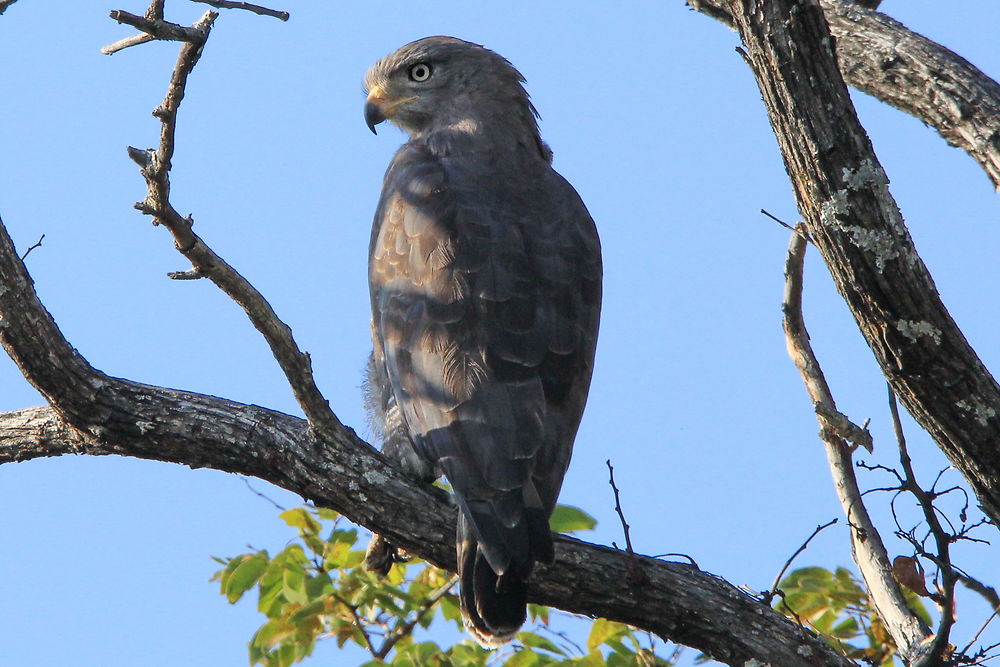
[361,36,602,646]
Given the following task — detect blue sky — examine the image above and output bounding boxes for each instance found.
[2,2,999,665]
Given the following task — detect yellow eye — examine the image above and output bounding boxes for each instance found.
[409,63,432,82]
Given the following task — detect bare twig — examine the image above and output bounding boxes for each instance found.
[239,476,286,511]
[376,575,458,659]
[190,0,289,21]
[108,10,208,42]
[763,518,838,604]
[0,0,19,16]
[760,209,811,242]
[113,9,342,440]
[102,33,155,55]
[333,593,379,658]
[781,228,931,659]
[19,234,44,261]
[888,387,957,664]
[962,608,1000,661]
[606,459,634,555]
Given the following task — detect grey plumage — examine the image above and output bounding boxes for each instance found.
[362,36,601,646]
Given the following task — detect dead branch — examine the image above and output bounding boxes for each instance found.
[725,0,1000,537]
[190,0,289,21]
[888,388,959,663]
[781,228,931,660]
[117,7,341,441]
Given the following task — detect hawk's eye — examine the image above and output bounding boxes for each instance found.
[408,63,432,82]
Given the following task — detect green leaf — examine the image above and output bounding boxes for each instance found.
[504,648,544,667]
[280,507,321,535]
[517,631,567,656]
[314,507,340,522]
[587,618,629,652]
[281,566,307,605]
[224,552,268,603]
[549,505,597,533]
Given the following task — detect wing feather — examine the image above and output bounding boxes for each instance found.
[369,141,601,577]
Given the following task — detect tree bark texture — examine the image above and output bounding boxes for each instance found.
[724,0,1000,529]
[0,220,852,666]
[689,0,1000,190]
[4,1,1000,665]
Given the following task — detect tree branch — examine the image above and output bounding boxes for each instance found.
[782,229,931,661]
[724,0,1000,532]
[0,218,850,666]
[689,0,1000,189]
[117,8,342,442]
[189,0,289,21]
[887,388,957,665]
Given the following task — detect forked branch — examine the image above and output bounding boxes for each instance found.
[782,229,931,661]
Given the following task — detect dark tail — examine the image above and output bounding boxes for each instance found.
[456,503,553,647]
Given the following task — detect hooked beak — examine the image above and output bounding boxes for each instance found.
[364,86,389,135]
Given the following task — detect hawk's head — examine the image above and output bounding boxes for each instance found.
[363,36,547,158]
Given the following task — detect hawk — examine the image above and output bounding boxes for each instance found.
[362,36,602,646]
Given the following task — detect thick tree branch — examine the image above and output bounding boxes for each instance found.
[690,0,1000,189]
[725,0,1000,531]
[782,230,931,662]
[0,219,851,667]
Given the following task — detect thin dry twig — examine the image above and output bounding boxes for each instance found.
[888,387,957,663]
[760,208,811,242]
[113,7,342,440]
[102,33,155,55]
[19,234,44,261]
[240,475,286,511]
[781,228,931,657]
[763,518,838,604]
[190,0,289,21]
[376,575,459,659]
[606,459,635,555]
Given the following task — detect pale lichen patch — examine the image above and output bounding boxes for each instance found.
[797,645,813,657]
[841,225,900,270]
[363,470,389,486]
[842,159,886,191]
[896,319,942,345]
[956,397,997,427]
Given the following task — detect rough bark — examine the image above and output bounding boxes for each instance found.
[689,0,1000,190]
[0,220,850,666]
[724,0,1000,530]
[3,2,999,665]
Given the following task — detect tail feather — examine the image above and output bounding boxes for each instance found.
[457,513,528,647]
